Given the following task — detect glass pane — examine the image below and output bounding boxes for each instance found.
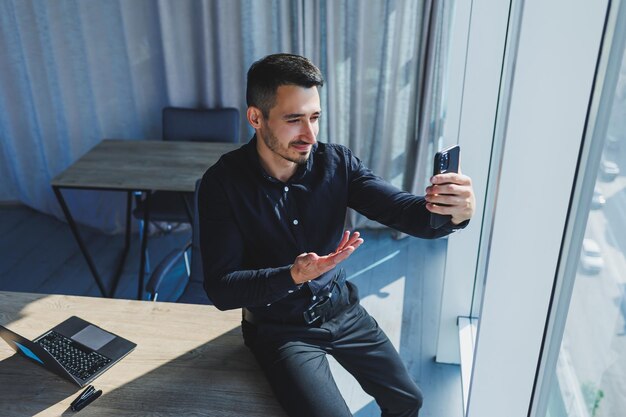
[544,27,626,417]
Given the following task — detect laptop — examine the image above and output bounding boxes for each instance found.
[0,316,136,387]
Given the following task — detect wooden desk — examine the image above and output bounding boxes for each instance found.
[0,291,285,417]
[50,139,240,300]
[51,139,239,193]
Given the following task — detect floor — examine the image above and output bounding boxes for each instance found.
[0,204,463,417]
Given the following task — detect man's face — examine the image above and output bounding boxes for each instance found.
[258,85,321,165]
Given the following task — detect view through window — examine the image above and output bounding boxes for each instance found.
[545,24,626,417]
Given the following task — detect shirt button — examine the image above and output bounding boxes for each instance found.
[293,219,299,225]
[312,295,317,301]
[284,186,289,192]
[288,290,294,294]
[266,303,271,307]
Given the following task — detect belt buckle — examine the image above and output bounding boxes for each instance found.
[303,295,330,324]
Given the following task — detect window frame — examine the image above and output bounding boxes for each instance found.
[435,0,513,365]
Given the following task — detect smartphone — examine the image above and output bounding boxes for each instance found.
[429,145,460,229]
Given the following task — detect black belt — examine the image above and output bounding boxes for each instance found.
[243,275,347,326]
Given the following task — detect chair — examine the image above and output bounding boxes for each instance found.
[134,106,239,223]
[162,106,240,143]
[133,107,239,269]
[146,179,211,304]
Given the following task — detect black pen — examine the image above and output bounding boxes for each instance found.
[70,385,95,408]
[71,389,102,412]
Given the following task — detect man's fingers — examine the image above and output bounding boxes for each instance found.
[430,172,472,186]
[330,246,355,264]
[425,194,465,207]
[335,231,350,252]
[343,231,361,249]
[335,230,361,252]
[350,238,364,251]
[329,238,364,263]
[426,183,465,195]
[426,202,449,215]
[426,200,473,218]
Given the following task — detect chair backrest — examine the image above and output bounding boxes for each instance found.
[178,179,211,304]
[162,107,239,143]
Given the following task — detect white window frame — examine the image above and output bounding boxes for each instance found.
[436,0,513,364]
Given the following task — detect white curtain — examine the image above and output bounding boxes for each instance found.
[0,0,448,233]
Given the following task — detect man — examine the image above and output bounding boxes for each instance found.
[198,53,475,417]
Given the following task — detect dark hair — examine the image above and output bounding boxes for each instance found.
[246,53,324,117]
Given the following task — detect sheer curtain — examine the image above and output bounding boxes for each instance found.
[0,0,446,233]
[302,0,447,229]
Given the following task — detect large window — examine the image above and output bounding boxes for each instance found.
[538,2,626,416]
[463,0,610,415]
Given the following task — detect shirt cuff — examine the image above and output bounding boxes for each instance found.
[268,265,300,295]
[441,219,470,233]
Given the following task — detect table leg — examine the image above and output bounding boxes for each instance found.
[109,191,133,298]
[52,186,108,297]
[137,191,151,300]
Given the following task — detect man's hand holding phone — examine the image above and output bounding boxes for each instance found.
[425,172,475,225]
[427,145,475,228]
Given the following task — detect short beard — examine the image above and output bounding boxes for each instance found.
[261,125,310,165]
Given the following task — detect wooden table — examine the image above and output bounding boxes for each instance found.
[0,291,285,417]
[51,139,240,300]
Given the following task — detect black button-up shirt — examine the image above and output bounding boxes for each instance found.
[198,136,466,322]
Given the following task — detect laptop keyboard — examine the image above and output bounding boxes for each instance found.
[36,331,111,380]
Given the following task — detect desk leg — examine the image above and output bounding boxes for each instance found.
[109,191,133,298]
[137,191,151,300]
[52,186,108,297]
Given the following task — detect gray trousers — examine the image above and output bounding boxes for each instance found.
[242,280,422,417]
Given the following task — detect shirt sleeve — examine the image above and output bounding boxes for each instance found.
[345,147,469,239]
[198,169,299,311]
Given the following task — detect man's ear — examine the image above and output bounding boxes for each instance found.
[247,107,263,129]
